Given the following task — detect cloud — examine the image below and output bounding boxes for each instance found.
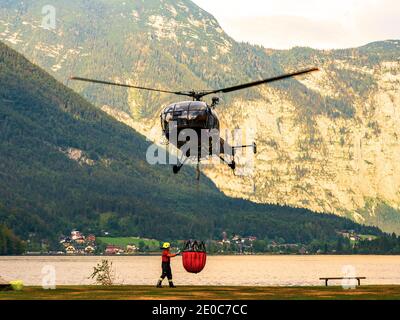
[193,0,400,49]
[222,16,350,49]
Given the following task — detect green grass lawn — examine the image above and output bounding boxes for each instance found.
[97,237,160,249]
[359,234,378,241]
[1,286,400,300]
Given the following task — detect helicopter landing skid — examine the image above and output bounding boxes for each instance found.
[173,142,257,176]
[173,156,202,181]
[232,142,257,155]
[219,156,236,171]
[173,156,189,174]
[224,142,257,172]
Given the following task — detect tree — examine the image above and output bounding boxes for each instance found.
[138,241,146,252]
[89,259,116,286]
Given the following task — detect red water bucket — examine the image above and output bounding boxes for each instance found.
[182,251,207,274]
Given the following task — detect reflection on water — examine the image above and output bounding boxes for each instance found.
[0,255,399,286]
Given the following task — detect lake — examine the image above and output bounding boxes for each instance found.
[0,255,399,287]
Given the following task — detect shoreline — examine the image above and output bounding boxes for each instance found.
[2,253,400,257]
[1,285,400,300]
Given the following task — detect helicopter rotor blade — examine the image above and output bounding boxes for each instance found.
[70,76,191,96]
[198,67,319,98]
[71,67,318,101]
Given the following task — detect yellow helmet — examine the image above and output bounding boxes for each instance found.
[162,242,171,249]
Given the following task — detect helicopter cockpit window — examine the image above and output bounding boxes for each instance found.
[191,101,207,109]
[161,104,175,132]
[162,101,209,129]
[165,112,173,123]
[188,110,204,121]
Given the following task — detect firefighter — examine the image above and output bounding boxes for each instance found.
[156,242,180,288]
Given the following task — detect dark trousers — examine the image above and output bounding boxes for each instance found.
[160,262,173,281]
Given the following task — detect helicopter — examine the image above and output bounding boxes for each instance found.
[71,67,318,177]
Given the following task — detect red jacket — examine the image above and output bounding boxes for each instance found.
[162,249,177,263]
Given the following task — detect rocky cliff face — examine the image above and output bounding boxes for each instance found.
[209,55,400,233]
[1,1,399,232]
[103,49,400,233]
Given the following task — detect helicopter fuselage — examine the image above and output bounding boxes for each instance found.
[160,101,225,158]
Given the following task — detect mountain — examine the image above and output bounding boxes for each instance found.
[0,224,24,255]
[1,1,399,233]
[1,41,382,249]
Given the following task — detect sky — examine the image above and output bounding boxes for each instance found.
[193,0,400,49]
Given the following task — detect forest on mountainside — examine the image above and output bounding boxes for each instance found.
[0,41,383,251]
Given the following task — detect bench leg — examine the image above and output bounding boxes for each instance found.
[357,279,361,286]
[325,279,328,287]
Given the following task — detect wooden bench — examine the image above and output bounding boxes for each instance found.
[320,277,366,287]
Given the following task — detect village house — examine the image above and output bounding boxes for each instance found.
[126,244,138,254]
[86,234,96,243]
[105,245,122,255]
[350,235,361,242]
[60,237,72,248]
[298,247,308,255]
[75,237,86,245]
[71,230,83,240]
[59,230,99,255]
[85,246,95,254]
[66,245,76,255]
[232,235,241,242]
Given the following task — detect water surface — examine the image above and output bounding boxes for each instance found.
[0,255,399,286]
